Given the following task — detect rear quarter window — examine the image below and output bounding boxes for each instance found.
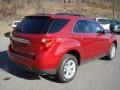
[48,19,69,33]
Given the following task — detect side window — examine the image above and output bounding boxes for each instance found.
[73,20,93,33]
[89,21,104,33]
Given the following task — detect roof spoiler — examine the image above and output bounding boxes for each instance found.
[25,15,51,19]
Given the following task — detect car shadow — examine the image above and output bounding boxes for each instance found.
[112,32,120,35]
[0,51,61,83]
[99,57,109,61]
[0,51,40,80]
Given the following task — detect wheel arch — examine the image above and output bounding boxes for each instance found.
[66,50,81,66]
[113,40,117,48]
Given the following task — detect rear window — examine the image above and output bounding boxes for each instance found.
[98,19,109,24]
[15,16,69,34]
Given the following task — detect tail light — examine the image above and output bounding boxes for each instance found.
[40,37,55,50]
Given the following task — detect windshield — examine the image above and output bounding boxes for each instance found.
[116,20,120,24]
[98,19,109,25]
[15,16,69,34]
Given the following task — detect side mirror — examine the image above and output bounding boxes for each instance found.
[97,30,105,34]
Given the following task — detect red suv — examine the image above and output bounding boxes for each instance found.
[8,13,117,82]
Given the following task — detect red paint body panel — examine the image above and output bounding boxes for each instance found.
[8,14,117,75]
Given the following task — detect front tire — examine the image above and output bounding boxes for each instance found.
[106,43,117,60]
[56,54,78,83]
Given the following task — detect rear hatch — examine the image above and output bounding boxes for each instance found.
[10,16,69,58]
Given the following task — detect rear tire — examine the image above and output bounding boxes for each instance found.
[106,43,117,60]
[56,54,78,83]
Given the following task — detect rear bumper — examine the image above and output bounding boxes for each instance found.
[13,60,56,75]
[8,45,58,75]
[113,30,120,33]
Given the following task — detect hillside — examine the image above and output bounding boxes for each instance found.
[0,0,120,33]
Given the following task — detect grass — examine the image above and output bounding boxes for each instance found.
[0,22,11,34]
[0,2,120,33]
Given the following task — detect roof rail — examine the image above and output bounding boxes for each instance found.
[55,13,85,17]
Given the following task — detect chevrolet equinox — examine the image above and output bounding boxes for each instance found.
[8,13,117,83]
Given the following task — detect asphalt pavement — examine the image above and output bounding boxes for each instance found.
[0,33,120,90]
